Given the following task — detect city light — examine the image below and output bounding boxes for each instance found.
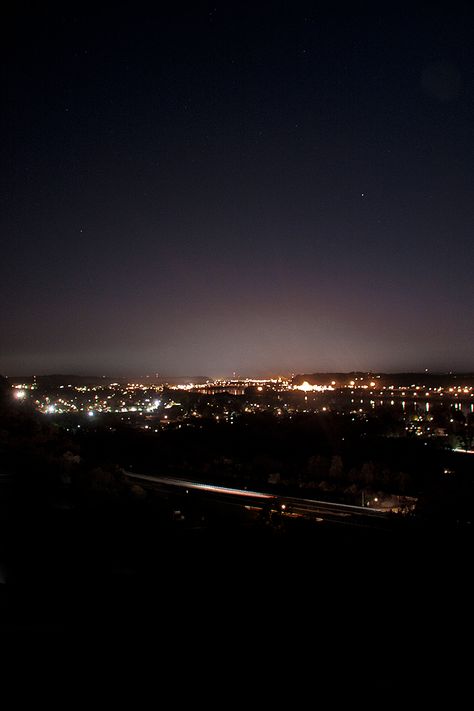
[295,381,334,392]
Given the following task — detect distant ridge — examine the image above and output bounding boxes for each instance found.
[8,374,115,386]
[292,372,474,387]
[7,374,210,386]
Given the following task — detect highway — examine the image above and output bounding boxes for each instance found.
[124,471,394,531]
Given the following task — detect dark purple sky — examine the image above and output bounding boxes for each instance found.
[1,2,473,377]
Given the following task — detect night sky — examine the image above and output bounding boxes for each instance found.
[2,2,474,377]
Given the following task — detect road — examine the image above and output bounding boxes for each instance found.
[124,471,394,531]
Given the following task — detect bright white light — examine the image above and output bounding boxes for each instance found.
[295,381,334,393]
[88,411,95,417]
[15,390,26,399]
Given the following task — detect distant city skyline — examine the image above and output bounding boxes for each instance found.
[4,365,473,380]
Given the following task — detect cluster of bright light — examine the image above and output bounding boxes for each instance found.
[170,378,292,392]
[215,378,288,385]
[146,399,161,411]
[294,382,335,393]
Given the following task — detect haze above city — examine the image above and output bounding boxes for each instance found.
[2,4,473,377]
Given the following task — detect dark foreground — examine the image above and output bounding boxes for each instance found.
[1,488,472,701]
